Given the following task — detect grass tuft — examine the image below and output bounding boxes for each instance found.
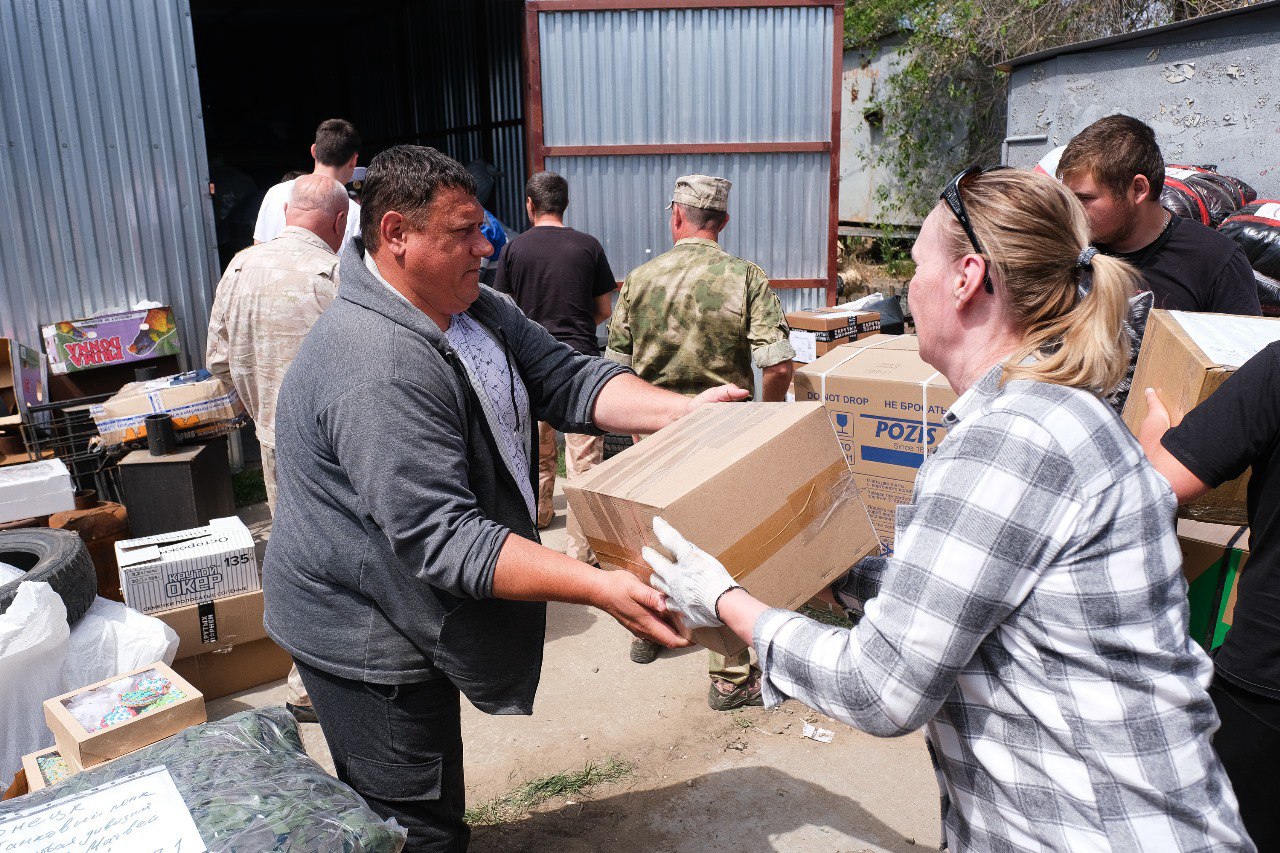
[466,757,633,826]
[800,604,855,629]
[232,466,267,507]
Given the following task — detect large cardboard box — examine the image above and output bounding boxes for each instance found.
[786,308,882,364]
[1179,519,1249,651]
[42,307,181,375]
[89,370,246,447]
[154,588,269,659]
[1123,310,1280,526]
[565,402,880,655]
[792,335,958,546]
[171,638,294,700]
[0,459,75,524]
[43,661,205,770]
[116,517,259,615]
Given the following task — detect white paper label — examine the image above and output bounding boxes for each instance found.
[1169,311,1280,368]
[789,329,817,364]
[0,766,206,852]
[1254,202,1280,220]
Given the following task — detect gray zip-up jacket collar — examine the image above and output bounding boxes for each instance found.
[263,239,628,713]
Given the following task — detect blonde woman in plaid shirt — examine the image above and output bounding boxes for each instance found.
[646,168,1253,851]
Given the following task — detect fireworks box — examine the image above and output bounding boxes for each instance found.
[792,335,958,547]
[1123,310,1280,526]
[90,369,246,447]
[42,307,181,375]
[115,517,259,615]
[565,402,879,656]
[1179,519,1249,652]
[42,661,205,770]
[785,307,882,364]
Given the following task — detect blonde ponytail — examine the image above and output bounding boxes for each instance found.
[936,169,1140,395]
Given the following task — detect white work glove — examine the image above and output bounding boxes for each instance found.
[643,517,741,630]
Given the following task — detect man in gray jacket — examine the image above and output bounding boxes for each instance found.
[263,145,745,853]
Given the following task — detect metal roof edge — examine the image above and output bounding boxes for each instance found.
[996,0,1280,72]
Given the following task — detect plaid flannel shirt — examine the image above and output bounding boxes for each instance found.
[755,366,1252,852]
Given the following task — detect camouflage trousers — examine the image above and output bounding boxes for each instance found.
[537,423,602,564]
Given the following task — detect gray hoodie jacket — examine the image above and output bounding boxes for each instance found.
[263,240,627,714]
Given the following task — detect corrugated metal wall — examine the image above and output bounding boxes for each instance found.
[0,0,218,362]
[1003,5,1280,197]
[394,0,528,228]
[550,152,828,279]
[540,7,830,146]
[535,5,834,285]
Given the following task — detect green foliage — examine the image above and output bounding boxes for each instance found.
[466,758,634,826]
[842,0,1253,223]
[232,466,267,508]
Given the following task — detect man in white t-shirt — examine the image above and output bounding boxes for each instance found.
[255,118,362,251]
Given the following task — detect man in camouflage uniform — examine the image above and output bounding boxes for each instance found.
[206,174,348,725]
[607,174,795,710]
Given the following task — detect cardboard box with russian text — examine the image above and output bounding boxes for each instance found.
[1123,310,1280,526]
[1179,519,1249,651]
[116,517,259,615]
[565,402,879,656]
[42,307,181,375]
[154,588,268,659]
[786,308,881,364]
[43,661,205,770]
[792,336,957,546]
[90,369,247,447]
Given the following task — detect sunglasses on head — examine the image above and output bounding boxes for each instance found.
[939,165,1010,294]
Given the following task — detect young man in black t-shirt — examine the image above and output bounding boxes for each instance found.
[494,171,616,564]
[1141,344,1280,849]
[1058,115,1259,315]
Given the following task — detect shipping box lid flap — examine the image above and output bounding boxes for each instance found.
[1164,311,1280,369]
[575,403,821,507]
[799,345,947,386]
[116,543,164,568]
[1177,518,1251,552]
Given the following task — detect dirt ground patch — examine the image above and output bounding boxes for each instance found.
[215,490,940,852]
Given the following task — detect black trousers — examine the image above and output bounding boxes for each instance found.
[1210,677,1280,852]
[294,659,470,852]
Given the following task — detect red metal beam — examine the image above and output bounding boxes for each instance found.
[542,141,830,158]
[826,3,843,306]
[524,6,546,175]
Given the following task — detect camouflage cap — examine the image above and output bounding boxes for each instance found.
[666,174,731,212]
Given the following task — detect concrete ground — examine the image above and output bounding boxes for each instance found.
[214,488,940,852]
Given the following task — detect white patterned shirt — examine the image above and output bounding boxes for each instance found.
[754,365,1253,852]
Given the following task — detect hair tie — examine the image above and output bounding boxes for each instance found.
[1075,247,1097,300]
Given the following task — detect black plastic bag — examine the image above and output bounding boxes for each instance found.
[1219,201,1280,280]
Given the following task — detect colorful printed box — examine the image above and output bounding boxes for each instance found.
[42,307,181,375]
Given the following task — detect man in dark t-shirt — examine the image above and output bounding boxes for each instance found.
[1140,344,1280,848]
[1058,114,1260,315]
[494,170,616,564]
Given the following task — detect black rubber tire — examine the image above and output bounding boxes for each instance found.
[602,433,634,461]
[0,528,97,625]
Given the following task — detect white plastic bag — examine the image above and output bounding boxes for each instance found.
[0,581,69,781]
[64,596,179,692]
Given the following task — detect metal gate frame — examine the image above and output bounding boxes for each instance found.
[523,0,844,306]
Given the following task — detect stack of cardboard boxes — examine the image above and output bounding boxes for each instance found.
[114,517,291,700]
[785,307,881,367]
[792,335,958,547]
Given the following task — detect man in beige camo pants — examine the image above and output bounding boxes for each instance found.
[606,174,795,710]
[206,174,347,725]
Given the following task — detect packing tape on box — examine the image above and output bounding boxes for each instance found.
[920,370,942,461]
[815,336,899,402]
[586,458,860,582]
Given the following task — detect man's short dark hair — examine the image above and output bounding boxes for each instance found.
[1057,114,1165,198]
[314,119,361,167]
[359,145,476,252]
[526,171,569,216]
[677,203,728,232]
